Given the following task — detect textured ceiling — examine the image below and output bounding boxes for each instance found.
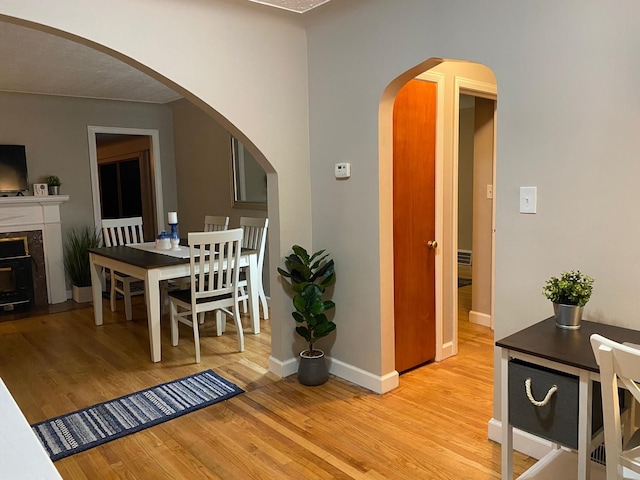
[0,0,333,104]
[248,0,331,13]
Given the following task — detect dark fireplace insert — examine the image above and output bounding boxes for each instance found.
[0,237,34,313]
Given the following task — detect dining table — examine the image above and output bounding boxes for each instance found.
[88,242,260,362]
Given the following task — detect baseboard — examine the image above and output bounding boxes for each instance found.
[487,418,554,460]
[437,340,456,361]
[469,310,492,328]
[268,355,399,394]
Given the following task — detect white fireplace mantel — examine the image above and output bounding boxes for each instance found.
[0,195,70,304]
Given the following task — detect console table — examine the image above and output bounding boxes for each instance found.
[496,317,640,479]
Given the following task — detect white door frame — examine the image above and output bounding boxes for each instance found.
[87,126,164,232]
[452,78,498,338]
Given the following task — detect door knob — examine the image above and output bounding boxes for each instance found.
[427,240,438,249]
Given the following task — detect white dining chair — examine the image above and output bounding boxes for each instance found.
[101,217,145,320]
[169,228,245,363]
[238,217,269,320]
[204,215,229,232]
[590,334,640,480]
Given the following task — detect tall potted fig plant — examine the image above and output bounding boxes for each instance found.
[278,245,336,386]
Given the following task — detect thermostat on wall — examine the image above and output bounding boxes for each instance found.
[335,162,351,179]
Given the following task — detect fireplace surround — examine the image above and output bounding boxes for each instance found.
[0,196,69,305]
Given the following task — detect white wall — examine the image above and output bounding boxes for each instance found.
[0,91,176,237]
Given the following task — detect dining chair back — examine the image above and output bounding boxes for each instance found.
[590,334,640,480]
[101,217,145,320]
[204,215,229,232]
[238,216,269,320]
[169,228,245,363]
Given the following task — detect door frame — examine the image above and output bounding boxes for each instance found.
[87,126,164,233]
[452,78,498,335]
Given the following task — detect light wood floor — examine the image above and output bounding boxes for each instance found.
[0,292,536,479]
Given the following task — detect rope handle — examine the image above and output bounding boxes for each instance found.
[524,377,558,407]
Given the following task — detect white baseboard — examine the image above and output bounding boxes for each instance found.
[487,418,554,460]
[469,310,492,328]
[437,340,456,361]
[268,355,399,394]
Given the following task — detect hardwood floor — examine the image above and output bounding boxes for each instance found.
[0,295,535,479]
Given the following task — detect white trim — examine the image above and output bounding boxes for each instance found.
[453,77,498,335]
[488,417,554,460]
[469,310,492,327]
[269,355,399,394]
[87,126,164,232]
[415,71,447,362]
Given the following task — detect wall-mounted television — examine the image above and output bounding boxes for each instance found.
[0,145,29,194]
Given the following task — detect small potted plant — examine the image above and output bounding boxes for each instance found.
[542,270,594,330]
[44,175,61,195]
[64,226,102,303]
[278,245,336,386]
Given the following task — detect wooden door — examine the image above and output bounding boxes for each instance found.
[393,79,437,373]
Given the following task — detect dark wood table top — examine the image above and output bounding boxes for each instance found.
[89,245,189,268]
[496,317,640,373]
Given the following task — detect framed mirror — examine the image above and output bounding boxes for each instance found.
[231,136,267,209]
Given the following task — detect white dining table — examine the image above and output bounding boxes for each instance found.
[88,242,259,362]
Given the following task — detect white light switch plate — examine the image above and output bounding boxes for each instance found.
[519,186,537,214]
[335,163,351,178]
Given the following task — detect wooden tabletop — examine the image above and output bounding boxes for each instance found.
[496,317,640,373]
[89,246,188,269]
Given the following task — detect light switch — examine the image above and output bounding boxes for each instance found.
[519,186,537,214]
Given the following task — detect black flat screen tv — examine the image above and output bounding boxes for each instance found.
[0,145,29,194]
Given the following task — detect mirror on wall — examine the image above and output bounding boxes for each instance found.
[231,137,267,209]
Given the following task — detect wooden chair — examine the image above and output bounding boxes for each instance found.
[169,228,244,363]
[590,334,640,480]
[204,215,229,232]
[101,217,145,320]
[238,217,269,320]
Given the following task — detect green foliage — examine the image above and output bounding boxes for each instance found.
[278,245,336,354]
[45,175,61,186]
[542,270,594,307]
[64,226,102,287]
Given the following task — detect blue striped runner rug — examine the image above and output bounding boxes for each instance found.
[31,370,244,461]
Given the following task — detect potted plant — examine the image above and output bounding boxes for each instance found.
[278,245,336,386]
[45,175,61,195]
[542,270,594,330]
[64,226,102,303]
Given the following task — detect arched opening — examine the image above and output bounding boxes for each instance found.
[379,58,497,388]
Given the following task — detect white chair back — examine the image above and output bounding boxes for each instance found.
[102,217,144,246]
[204,215,229,232]
[239,217,268,273]
[590,334,640,480]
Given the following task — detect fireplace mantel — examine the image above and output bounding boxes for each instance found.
[0,195,70,304]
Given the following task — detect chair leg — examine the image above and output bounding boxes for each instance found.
[259,284,269,320]
[110,273,117,312]
[215,310,224,335]
[193,311,201,363]
[239,285,248,313]
[124,282,133,321]
[170,301,179,346]
[232,308,244,352]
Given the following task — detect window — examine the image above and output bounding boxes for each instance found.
[231,137,267,209]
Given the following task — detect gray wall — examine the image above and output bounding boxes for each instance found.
[0,91,177,277]
[170,99,270,295]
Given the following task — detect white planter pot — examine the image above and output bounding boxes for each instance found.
[72,285,93,303]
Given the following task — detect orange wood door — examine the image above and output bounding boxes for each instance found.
[393,79,437,373]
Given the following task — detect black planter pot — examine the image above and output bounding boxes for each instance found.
[298,349,328,386]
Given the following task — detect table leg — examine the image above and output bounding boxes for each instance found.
[246,253,260,334]
[578,371,593,480]
[145,269,162,363]
[501,348,513,480]
[90,254,104,326]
